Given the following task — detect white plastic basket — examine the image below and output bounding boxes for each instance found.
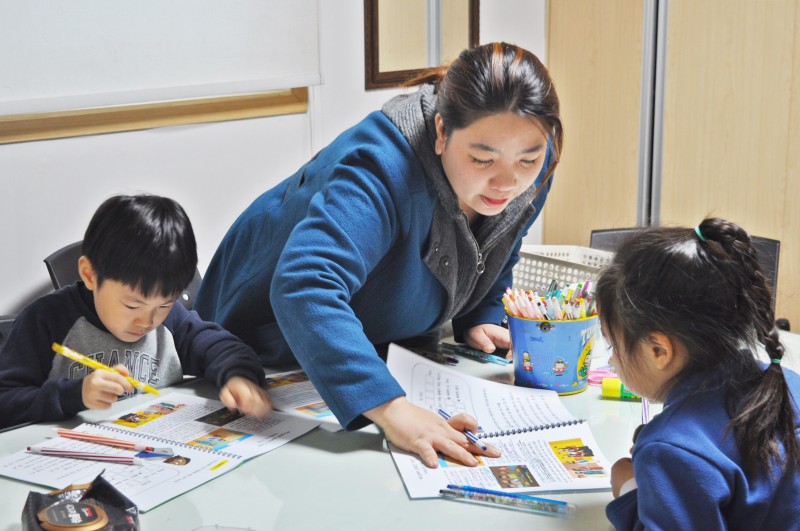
[512,245,614,291]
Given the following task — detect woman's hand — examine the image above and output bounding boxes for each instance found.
[219,376,273,418]
[364,397,500,468]
[463,324,512,355]
[81,364,134,409]
[610,457,635,498]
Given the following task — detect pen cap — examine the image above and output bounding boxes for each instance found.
[601,377,641,400]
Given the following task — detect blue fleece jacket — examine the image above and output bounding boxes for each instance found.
[195,102,553,430]
[0,282,265,429]
[607,368,800,530]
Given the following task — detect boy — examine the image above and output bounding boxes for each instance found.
[0,194,272,429]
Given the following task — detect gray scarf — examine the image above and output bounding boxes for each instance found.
[382,84,538,325]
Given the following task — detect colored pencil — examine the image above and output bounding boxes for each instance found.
[56,428,173,455]
[52,343,159,395]
[27,446,144,466]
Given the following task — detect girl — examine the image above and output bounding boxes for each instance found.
[195,42,562,468]
[596,218,800,529]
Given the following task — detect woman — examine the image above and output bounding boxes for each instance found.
[195,42,563,468]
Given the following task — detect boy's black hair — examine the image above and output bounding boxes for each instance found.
[82,194,198,298]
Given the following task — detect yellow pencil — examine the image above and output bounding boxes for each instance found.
[52,343,160,395]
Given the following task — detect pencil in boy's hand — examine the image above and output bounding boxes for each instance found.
[52,343,160,395]
[27,446,144,466]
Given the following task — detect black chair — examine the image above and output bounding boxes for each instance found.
[588,228,640,253]
[590,228,788,331]
[0,314,14,351]
[0,314,33,432]
[43,240,202,310]
[43,241,83,290]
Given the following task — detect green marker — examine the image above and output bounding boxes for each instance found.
[601,377,641,400]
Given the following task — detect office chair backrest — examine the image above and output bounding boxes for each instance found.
[43,240,202,311]
[0,315,14,351]
[750,236,779,301]
[43,241,83,290]
[588,228,639,253]
[589,228,782,312]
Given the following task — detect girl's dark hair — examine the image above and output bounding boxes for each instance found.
[595,217,798,477]
[408,41,562,189]
[82,194,198,298]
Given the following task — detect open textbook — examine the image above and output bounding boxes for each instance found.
[386,344,612,498]
[0,392,319,511]
[263,369,343,430]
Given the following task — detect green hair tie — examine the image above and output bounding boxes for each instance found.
[771,358,782,365]
[694,226,707,242]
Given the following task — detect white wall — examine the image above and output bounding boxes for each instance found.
[0,0,547,315]
[315,0,548,148]
[0,116,313,314]
[0,0,320,114]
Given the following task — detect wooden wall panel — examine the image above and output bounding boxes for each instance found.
[781,1,800,326]
[660,0,799,326]
[544,0,644,246]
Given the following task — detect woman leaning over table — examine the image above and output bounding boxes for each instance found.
[195,41,563,468]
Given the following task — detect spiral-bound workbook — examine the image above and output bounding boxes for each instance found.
[386,344,612,498]
[0,392,319,511]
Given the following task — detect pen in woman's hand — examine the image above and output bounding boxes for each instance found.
[438,409,488,451]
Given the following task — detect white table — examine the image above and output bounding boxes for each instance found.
[0,331,797,531]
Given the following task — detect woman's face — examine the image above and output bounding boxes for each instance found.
[435,112,549,224]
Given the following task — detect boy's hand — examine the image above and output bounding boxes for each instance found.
[82,364,134,410]
[463,324,512,354]
[364,397,501,468]
[219,376,273,418]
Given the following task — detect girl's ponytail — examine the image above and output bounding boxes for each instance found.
[696,218,798,476]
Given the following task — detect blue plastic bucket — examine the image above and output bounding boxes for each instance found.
[509,314,599,395]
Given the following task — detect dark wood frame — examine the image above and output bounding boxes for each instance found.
[364,0,479,90]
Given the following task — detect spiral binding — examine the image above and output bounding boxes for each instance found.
[477,419,586,439]
[90,423,241,460]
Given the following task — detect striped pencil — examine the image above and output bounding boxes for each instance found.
[27,446,144,465]
[56,428,173,455]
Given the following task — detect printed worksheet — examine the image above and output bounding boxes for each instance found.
[263,369,343,430]
[386,344,612,498]
[0,392,320,511]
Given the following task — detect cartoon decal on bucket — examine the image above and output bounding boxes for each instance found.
[522,352,533,372]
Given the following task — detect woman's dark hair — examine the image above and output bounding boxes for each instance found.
[408,41,562,187]
[595,217,798,477]
[82,194,198,298]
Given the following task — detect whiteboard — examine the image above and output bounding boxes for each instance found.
[0,0,320,114]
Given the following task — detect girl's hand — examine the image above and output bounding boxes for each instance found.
[610,457,635,498]
[219,376,273,418]
[365,397,501,468]
[81,364,134,409]
[463,324,511,355]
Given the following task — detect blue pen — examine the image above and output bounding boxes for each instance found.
[437,409,488,451]
[545,279,558,299]
[443,484,575,516]
[483,352,512,365]
[438,343,511,365]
